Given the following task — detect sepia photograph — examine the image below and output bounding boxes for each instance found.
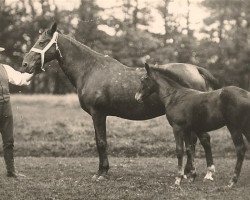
[1,0,250,199]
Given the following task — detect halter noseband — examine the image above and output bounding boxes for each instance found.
[29,31,62,71]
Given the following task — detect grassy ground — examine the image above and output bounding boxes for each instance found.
[1,157,250,200]
[3,94,240,158]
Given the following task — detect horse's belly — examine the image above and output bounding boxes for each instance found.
[107,98,165,120]
[192,121,225,133]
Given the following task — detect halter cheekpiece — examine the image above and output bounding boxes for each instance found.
[29,32,62,71]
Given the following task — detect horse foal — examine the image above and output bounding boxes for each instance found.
[135,63,250,187]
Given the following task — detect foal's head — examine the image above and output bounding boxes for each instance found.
[22,22,60,74]
[135,63,157,103]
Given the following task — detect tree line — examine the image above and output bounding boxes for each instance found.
[1,0,250,93]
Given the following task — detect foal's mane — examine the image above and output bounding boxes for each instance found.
[150,66,190,88]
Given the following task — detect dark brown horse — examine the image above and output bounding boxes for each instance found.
[22,22,219,180]
[135,63,250,187]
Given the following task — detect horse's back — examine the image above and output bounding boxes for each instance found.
[158,63,207,91]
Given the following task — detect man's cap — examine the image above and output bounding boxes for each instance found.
[0,47,5,52]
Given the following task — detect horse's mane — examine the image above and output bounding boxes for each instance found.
[60,33,129,68]
[61,34,104,57]
[150,66,190,88]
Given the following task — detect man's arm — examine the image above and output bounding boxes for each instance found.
[3,64,33,86]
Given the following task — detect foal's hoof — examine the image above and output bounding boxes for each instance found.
[175,177,182,186]
[92,174,98,180]
[227,179,237,188]
[204,172,214,181]
[204,165,215,181]
[188,174,197,183]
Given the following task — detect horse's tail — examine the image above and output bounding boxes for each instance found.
[196,67,221,90]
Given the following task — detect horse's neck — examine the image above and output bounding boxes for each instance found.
[154,73,187,107]
[56,34,97,87]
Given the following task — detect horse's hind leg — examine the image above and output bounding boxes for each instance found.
[184,131,197,182]
[91,110,109,181]
[196,132,215,181]
[173,125,185,185]
[227,126,246,187]
[184,131,197,180]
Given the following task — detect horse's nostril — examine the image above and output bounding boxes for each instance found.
[22,63,27,68]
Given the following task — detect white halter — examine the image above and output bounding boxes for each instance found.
[29,32,62,71]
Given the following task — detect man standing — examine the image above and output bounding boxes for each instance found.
[0,47,33,178]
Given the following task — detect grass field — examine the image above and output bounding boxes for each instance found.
[1,94,250,199]
[1,157,250,200]
[4,94,242,158]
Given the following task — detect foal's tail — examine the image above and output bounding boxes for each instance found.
[197,67,221,90]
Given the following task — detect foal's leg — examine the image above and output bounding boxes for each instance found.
[184,131,197,179]
[173,125,184,185]
[196,132,215,181]
[91,110,109,180]
[184,132,197,182]
[227,126,246,188]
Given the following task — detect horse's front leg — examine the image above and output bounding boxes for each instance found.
[91,110,109,181]
[196,132,215,181]
[173,125,184,186]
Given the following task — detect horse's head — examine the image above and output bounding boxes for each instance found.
[22,22,61,74]
[135,63,157,103]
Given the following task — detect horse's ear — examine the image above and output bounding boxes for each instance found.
[145,63,150,75]
[48,22,57,36]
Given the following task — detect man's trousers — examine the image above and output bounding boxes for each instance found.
[0,100,15,174]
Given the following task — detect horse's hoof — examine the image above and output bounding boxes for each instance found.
[227,180,235,188]
[92,174,98,180]
[204,172,214,181]
[92,173,108,181]
[188,175,196,183]
[203,176,214,181]
[227,183,234,188]
[175,177,182,186]
[97,175,107,181]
